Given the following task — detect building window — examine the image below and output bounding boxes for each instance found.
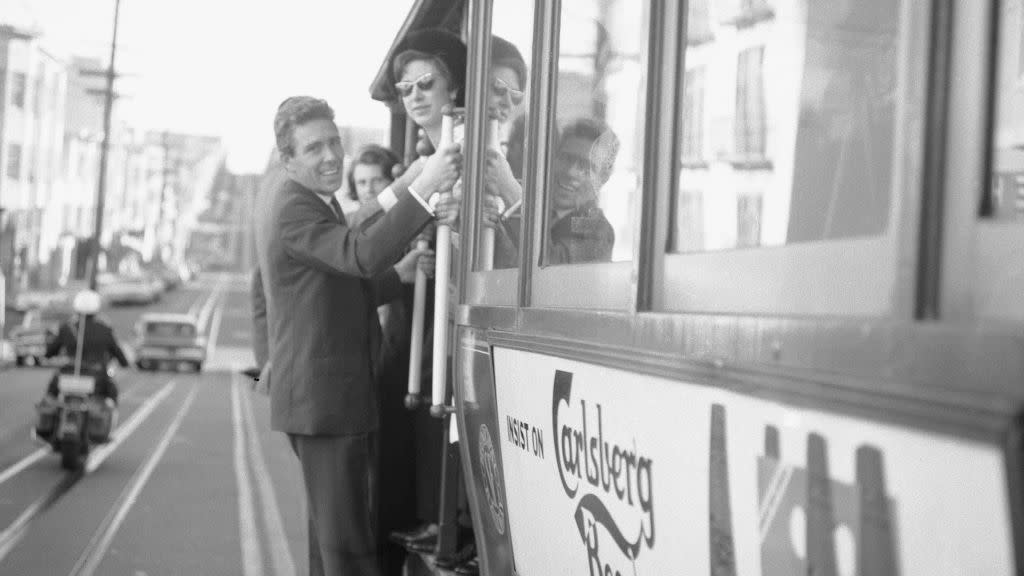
[33,72,44,114]
[734,46,767,162]
[687,0,714,45]
[7,143,22,179]
[681,67,706,165]
[11,72,26,109]
[672,189,705,252]
[721,0,775,27]
[671,0,900,253]
[736,194,763,247]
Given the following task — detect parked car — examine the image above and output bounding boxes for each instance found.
[11,306,72,366]
[134,313,206,372]
[97,273,161,306]
[149,265,182,291]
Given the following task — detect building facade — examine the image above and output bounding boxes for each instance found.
[0,24,68,297]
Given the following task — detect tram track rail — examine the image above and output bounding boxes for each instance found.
[0,378,178,563]
[0,375,160,491]
[66,383,198,576]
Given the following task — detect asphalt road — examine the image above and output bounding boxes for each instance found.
[0,274,309,576]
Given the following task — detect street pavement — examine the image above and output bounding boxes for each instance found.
[0,273,310,575]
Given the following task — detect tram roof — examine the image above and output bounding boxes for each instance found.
[368,0,463,104]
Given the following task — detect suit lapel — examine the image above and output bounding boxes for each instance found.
[288,180,347,225]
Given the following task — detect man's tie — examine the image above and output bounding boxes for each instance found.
[328,195,344,223]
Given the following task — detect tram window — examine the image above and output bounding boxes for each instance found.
[975,0,1024,321]
[540,0,648,267]
[670,0,900,253]
[479,0,534,271]
[988,0,1024,220]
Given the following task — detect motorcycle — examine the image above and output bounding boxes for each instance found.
[35,371,117,471]
[33,312,117,471]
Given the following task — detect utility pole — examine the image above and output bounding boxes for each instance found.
[157,130,171,264]
[89,0,122,290]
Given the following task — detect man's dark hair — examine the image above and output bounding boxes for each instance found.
[274,96,335,159]
[560,117,620,179]
[346,144,401,201]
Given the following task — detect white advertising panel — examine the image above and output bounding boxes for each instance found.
[492,347,1014,575]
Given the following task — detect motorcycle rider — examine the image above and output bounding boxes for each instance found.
[42,290,128,404]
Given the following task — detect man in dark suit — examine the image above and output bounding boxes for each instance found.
[252,96,461,576]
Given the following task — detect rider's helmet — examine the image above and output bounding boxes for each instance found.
[72,290,102,315]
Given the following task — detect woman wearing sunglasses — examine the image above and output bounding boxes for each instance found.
[386,27,473,574]
[392,29,466,148]
[489,36,526,128]
[487,36,529,269]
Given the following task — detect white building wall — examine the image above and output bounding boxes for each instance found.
[0,28,68,273]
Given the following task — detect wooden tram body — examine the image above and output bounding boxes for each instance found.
[371,0,1024,574]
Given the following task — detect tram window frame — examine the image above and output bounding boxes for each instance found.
[650,0,932,318]
[970,0,1024,322]
[528,0,653,311]
[463,0,543,307]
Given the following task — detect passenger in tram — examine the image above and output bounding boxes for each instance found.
[393,29,466,150]
[494,117,618,265]
[546,118,617,264]
[484,36,528,269]
[488,36,527,133]
[344,144,403,229]
[251,95,461,576]
[390,28,481,570]
[348,145,401,205]
[345,143,425,576]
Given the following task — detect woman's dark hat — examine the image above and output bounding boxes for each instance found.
[491,36,527,88]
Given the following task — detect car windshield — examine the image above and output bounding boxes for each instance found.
[146,322,196,337]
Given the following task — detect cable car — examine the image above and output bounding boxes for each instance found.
[370,0,1023,574]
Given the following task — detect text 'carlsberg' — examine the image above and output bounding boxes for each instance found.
[552,370,655,576]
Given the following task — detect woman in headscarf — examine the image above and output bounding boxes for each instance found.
[384,28,470,574]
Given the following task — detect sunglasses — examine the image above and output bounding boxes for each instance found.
[395,72,436,98]
[491,77,524,106]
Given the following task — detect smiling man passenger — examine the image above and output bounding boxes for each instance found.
[251,96,461,576]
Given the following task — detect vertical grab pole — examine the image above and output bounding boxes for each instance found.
[404,234,430,410]
[405,128,436,410]
[429,111,456,418]
[479,118,501,271]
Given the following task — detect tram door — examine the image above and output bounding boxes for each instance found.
[454,0,537,572]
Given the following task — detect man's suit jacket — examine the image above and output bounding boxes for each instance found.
[250,197,385,383]
[252,178,432,436]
